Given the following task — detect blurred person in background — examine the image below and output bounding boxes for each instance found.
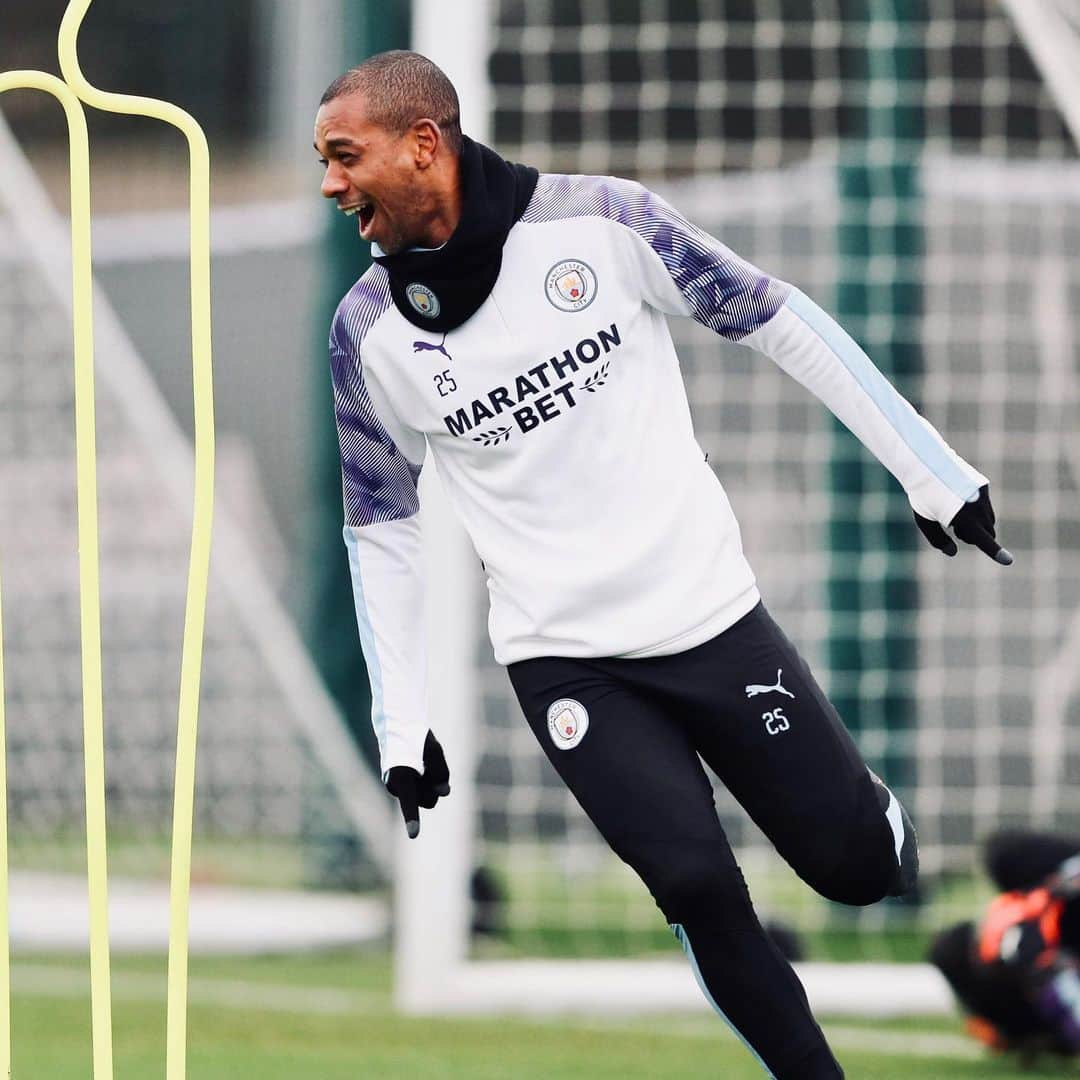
[931,829,1080,1061]
[315,50,1011,1079]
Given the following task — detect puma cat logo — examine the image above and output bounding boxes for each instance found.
[745,669,795,700]
[413,338,452,362]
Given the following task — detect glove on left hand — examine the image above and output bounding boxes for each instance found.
[914,484,1013,565]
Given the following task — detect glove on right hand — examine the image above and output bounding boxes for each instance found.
[384,730,451,839]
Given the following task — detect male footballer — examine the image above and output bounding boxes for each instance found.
[316,50,1011,1079]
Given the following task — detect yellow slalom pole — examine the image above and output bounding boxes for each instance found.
[0,70,109,1080]
[0,555,6,1080]
[57,3,216,1078]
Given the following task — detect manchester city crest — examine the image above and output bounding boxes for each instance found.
[545,259,597,313]
[546,698,590,750]
[406,282,441,318]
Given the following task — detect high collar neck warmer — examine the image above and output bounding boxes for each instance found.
[371,136,538,333]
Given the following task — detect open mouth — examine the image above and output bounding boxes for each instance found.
[342,201,376,235]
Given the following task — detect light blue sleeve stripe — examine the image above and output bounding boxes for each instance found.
[671,923,777,1078]
[784,288,979,504]
[344,526,386,764]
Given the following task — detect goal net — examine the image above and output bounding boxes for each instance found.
[0,110,390,950]
[402,0,1080,1015]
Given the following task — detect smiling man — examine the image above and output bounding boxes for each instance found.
[315,50,1011,1080]
[316,61,463,254]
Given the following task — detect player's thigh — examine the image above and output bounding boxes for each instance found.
[507,656,747,914]
[682,604,879,878]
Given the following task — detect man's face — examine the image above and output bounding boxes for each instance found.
[315,94,432,255]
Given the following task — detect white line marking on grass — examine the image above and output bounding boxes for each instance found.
[12,965,381,1015]
[824,1025,983,1061]
[572,1015,983,1061]
[8,966,988,1061]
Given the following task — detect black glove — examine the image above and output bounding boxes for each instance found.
[384,730,451,839]
[914,484,1013,565]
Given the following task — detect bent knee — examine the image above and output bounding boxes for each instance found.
[798,788,902,906]
[810,851,894,906]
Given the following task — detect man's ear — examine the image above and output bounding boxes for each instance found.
[412,118,441,168]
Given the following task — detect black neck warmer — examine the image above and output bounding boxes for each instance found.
[372,136,539,333]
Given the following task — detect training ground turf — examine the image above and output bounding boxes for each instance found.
[7,950,1079,1077]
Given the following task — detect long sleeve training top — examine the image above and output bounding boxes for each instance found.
[329,173,986,775]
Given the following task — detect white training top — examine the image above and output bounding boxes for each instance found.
[329,173,986,775]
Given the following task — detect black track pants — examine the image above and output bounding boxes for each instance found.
[508,602,904,1079]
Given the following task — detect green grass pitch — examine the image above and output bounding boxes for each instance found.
[8,950,1079,1078]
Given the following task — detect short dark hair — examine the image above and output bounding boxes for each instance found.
[321,51,463,156]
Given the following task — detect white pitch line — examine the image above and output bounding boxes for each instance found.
[572,1015,982,1062]
[12,968,988,1061]
[12,965,381,1016]
[12,972,984,1062]
[823,1024,982,1061]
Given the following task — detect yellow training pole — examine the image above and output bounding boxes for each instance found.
[57,3,216,1078]
[0,70,110,1080]
[0,561,7,1080]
